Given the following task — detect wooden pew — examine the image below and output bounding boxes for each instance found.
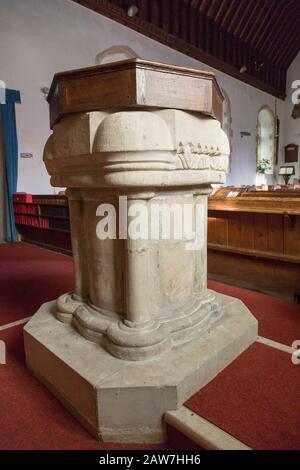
[208,186,300,299]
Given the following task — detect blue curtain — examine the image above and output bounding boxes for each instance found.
[1,89,21,242]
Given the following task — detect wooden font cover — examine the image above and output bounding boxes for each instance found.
[47,59,223,128]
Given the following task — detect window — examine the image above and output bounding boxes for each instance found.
[95,46,139,65]
[256,106,275,174]
[221,89,232,172]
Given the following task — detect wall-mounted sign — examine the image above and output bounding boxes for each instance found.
[20,153,33,159]
[292,104,300,119]
[284,144,298,163]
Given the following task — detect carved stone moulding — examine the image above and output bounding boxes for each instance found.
[55,286,219,361]
[43,109,230,189]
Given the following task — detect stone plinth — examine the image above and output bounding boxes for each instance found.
[24,59,257,443]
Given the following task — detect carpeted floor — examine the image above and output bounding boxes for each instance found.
[1,241,300,450]
[0,242,73,326]
[0,324,169,450]
[207,279,300,346]
[185,342,300,450]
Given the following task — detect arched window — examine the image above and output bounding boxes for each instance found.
[221,89,232,172]
[95,46,140,65]
[256,106,275,174]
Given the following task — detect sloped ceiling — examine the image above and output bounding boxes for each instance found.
[73,0,300,99]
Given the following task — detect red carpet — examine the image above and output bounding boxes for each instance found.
[0,242,73,326]
[185,342,300,450]
[1,242,299,449]
[208,279,300,346]
[0,324,169,450]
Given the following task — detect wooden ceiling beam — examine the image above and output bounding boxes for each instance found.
[161,0,170,34]
[246,0,273,48]
[190,0,201,7]
[220,0,240,30]
[149,0,160,27]
[190,1,199,46]
[181,0,190,42]
[197,10,206,50]
[265,9,296,62]
[137,0,149,22]
[227,0,249,34]
[257,1,292,55]
[257,2,286,54]
[206,0,222,20]
[214,0,230,25]
[252,0,279,49]
[233,1,256,37]
[285,42,300,68]
[263,2,300,60]
[275,24,300,67]
[198,0,212,15]
[257,0,300,54]
[171,0,180,37]
[239,0,262,40]
[244,2,270,44]
[110,0,123,6]
[284,12,300,66]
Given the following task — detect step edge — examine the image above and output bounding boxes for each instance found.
[257,336,294,354]
[165,406,252,451]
